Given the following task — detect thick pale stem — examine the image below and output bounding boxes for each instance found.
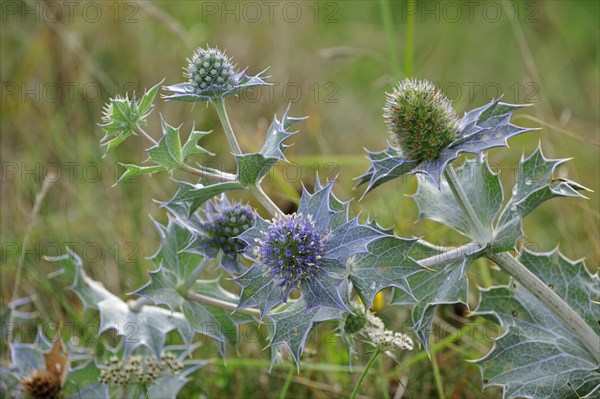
[443,165,600,363]
[211,97,285,218]
[181,163,235,183]
[134,125,158,145]
[418,243,482,269]
[187,292,260,317]
[350,349,382,399]
[488,252,600,363]
[177,262,208,294]
[212,98,242,155]
[250,186,285,218]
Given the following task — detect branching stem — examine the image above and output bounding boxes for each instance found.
[180,163,236,182]
[212,98,242,155]
[187,292,260,317]
[443,164,600,363]
[134,125,158,145]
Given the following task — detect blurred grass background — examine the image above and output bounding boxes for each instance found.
[1,0,598,398]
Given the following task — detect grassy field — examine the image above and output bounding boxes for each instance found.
[2,1,599,398]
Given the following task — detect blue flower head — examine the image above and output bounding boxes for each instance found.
[258,214,326,298]
[235,181,386,318]
[171,195,255,275]
[203,200,254,258]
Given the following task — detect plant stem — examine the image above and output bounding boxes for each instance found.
[134,125,158,145]
[350,349,381,399]
[180,163,235,182]
[212,97,242,155]
[250,186,285,218]
[177,262,208,294]
[212,96,286,218]
[443,165,488,241]
[488,252,600,362]
[278,366,295,399]
[187,292,260,317]
[418,243,482,269]
[443,164,600,363]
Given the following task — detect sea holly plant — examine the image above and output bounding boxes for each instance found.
[4,46,598,399]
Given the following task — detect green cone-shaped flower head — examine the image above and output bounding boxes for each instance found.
[384,79,459,161]
[186,47,236,96]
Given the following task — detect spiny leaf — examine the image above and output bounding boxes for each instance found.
[354,146,419,195]
[474,248,600,399]
[148,118,184,169]
[165,180,243,216]
[115,163,166,185]
[138,79,165,117]
[268,298,343,368]
[235,108,305,186]
[391,256,471,352]
[163,69,270,102]
[235,153,278,187]
[493,146,590,251]
[349,236,424,308]
[235,264,284,319]
[181,127,214,160]
[45,249,191,357]
[301,267,350,312]
[181,279,255,356]
[148,217,206,287]
[260,106,305,162]
[297,181,338,233]
[324,217,387,266]
[411,156,503,242]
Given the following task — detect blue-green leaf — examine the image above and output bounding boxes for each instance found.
[235,108,304,186]
[148,118,184,169]
[163,70,269,103]
[411,156,503,242]
[115,163,166,185]
[165,180,244,216]
[268,298,343,368]
[493,146,590,251]
[45,249,191,357]
[474,249,600,398]
[138,79,165,117]
[235,264,284,319]
[349,236,424,308]
[391,256,470,352]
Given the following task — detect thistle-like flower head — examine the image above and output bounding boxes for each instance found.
[179,195,255,276]
[202,200,255,259]
[186,47,237,97]
[235,181,386,317]
[164,45,269,103]
[358,81,533,191]
[258,214,326,298]
[384,79,459,161]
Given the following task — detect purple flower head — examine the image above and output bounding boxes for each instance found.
[203,202,254,259]
[169,195,256,276]
[258,214,326,298]
[235,181,387,318]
